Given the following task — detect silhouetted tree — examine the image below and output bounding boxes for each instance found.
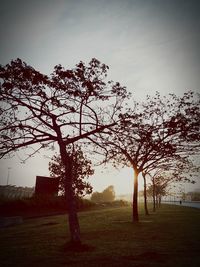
[95,92,200,222]
[49,145,93,197]
[146,157,199,212]
[141,171,150,215]
[0,58,129,246]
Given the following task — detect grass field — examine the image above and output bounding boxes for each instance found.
[0,204,200,267]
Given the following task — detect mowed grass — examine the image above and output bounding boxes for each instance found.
[0,204,200,267]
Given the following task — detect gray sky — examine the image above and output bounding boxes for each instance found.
[0,0,200,194]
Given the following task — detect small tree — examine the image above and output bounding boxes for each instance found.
[49,145,93,197]
[102,185,115,202]
[91,185,115,203]
[146,157,199,212]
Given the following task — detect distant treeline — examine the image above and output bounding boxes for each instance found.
[185,191,200,201]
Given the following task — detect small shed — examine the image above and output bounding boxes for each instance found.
[35,176,59,196]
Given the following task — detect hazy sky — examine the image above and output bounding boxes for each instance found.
[0,0,200,194]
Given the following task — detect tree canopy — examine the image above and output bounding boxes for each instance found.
[0,58,129,159]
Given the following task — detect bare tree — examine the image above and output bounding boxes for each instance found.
[145,156,199,212]
[0,58,129,246]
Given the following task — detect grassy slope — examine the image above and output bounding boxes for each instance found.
[0,204,200,267]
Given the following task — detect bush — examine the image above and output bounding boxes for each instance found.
[76,197,96,211]
[0,195,96,217]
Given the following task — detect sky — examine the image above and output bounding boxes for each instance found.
[0,0,200,195]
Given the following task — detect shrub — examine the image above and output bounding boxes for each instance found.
[0,195,96,217]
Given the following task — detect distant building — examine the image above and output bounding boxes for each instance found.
[0,185,34,199]
[35,176,59,196]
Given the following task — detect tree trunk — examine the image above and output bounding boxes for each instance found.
[152,178,156,212]
[143,173,149,216]
[60,144,81,245]
[132,169,139,222]
[156,194,159,209]
[159,196,161,207]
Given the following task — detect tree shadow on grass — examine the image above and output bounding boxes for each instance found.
[61,242,95,253]
[123,251,167,263]
[38,221,59,227]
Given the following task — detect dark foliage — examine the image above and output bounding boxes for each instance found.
[0,195,95,217]
[49,145,94,197]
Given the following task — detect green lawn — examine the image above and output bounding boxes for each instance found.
[0,204,200,267]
